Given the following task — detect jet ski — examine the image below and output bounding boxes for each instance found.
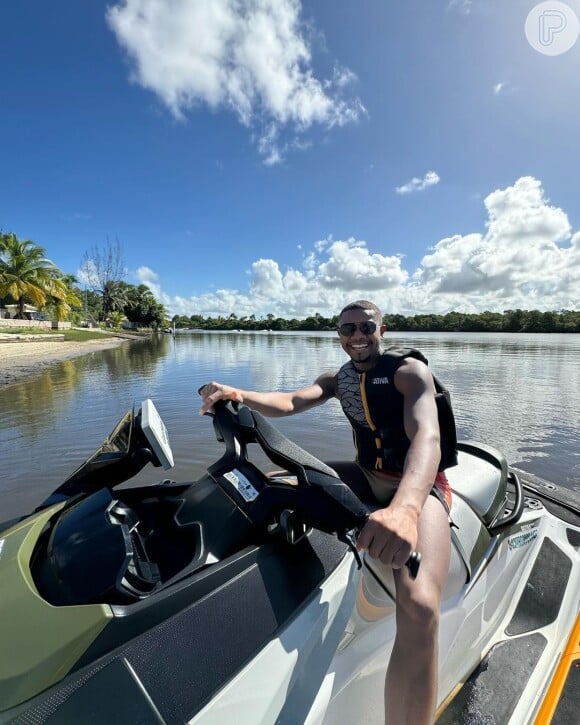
[0,400,577,724]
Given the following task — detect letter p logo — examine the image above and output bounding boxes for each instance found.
[539,10,567,46]
[525,2,579,55]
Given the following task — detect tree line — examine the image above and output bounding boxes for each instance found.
[2,232,578,332]
[172,308,580,333]
[0,233,167,328]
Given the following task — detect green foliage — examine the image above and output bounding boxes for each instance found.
[1,233,169,330]
[170,309,580,333]
[0,328,115,341]
[382,309,580,333]
[61,329,116,342]
[123,284,166,328]
[0,232,79,320]
[59,330,114,342]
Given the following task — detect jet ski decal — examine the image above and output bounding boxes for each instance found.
[222,470,259,502]
[508,521,540,550]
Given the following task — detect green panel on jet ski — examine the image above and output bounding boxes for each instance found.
[0,506,113,711]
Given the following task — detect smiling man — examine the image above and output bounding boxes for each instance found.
[199,299,453,724]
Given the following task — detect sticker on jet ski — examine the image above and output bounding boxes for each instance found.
[223,469,259,501]
[508,521,539,550]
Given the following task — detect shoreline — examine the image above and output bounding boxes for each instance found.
[0,337,129,389]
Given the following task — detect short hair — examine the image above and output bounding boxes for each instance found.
[339,300,383,322]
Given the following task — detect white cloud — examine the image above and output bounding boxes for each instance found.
[317,240,407,290]
[107,0,363,164]
[493,82,504,95]
[147,177,580,318]
[447,0,473,15]
[413,176,578,311]
[135,265,162,298]
[396,170,440,195]
[76,260,96,287]
[153,239,409,319]
[136,265,158,283]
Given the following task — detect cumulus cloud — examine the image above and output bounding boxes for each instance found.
[395,170,440,195]
[148,239,408,319]
[135,265,162,298]
[413,177,579,311]
[107,0,363,163]
[145,177,579,318]
[317,240,407,290]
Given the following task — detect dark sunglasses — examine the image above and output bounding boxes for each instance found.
[338,320,377,336]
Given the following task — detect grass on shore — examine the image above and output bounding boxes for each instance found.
[1,328,116,342]
[63,329,118,341]
[2,327,157,341]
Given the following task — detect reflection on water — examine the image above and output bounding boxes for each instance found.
[418,335,579,486]
[0,336,174,439]
[0,331,578,520]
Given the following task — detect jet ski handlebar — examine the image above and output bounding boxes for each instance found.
[208,401,421,579]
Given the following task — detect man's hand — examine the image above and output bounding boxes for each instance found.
[199,382,243,415]
[356,504,419,568]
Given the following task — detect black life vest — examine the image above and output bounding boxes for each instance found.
[336,346,458,472]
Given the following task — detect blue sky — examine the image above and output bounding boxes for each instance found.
[1,0,579,318]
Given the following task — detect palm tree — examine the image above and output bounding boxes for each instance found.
[47,273,82,322]
[124,284,164,328]
[0,233,76,320]
[80,239,127,321]
[99,280,128,320]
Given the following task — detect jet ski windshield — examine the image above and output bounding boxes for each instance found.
[39,401,174,507]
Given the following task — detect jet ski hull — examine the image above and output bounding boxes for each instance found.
[0,401,578,724]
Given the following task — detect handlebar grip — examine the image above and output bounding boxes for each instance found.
[356,514,421,579]
[405,551,421,580]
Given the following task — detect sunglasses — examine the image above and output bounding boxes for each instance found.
[338,320,377,336]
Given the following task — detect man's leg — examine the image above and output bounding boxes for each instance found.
[386,495,451,725]
[324,461,378,506]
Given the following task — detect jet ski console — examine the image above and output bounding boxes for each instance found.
[29,401,522,610]
[29,401,372,607]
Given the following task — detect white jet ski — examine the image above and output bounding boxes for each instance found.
[0,400,577,724]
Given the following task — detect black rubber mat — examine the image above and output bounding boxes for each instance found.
[520,476,580,527]
[437,633,547,724]
[505,538,572,636]
[552,658,580,725]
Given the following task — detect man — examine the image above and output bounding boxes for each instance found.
[199,300,451,725]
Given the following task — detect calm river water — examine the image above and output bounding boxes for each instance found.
[1,331,578,520]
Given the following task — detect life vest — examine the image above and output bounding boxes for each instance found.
[336,347,458,472]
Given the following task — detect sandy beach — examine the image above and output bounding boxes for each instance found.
[0,336,129,388]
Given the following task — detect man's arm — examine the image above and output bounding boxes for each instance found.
[356,358,441,567]
[391,358,441,519]
[199,371,337,417]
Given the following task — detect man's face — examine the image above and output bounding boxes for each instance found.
[337,308,385,369]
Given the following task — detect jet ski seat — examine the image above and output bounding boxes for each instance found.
[360,443,514,605]
[445,442,509,527]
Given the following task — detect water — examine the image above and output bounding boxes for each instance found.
[1,331,578,521]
